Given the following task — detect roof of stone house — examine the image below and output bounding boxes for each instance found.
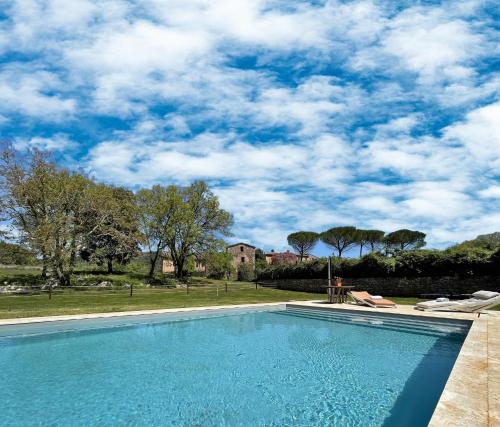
[227,242,256,249]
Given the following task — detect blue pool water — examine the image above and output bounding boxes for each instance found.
[0,306,470,426]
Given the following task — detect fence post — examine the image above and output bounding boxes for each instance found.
[255,282,258,290]
[129,284,133,297]
[225,282,228,293]
[48,282,52,300]
[186,283,189,294]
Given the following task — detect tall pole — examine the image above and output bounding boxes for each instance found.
[327,256,332,303]
[327,256,332,287]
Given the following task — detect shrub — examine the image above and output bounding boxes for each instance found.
[255,249,499,280]
[348,253,396,277]
[237,263,255,281]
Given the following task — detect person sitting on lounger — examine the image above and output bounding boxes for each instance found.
[349,291,396,308]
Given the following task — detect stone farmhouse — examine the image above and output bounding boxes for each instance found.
[226,242,256,278]
[161,243,314,276]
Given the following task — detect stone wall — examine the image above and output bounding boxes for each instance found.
[270,276,500,297]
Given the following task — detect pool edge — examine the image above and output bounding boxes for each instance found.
[0,302,288,326]
[428,312,489,427]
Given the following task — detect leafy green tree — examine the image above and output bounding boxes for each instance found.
[0,149,97,286]
[0,241,37,265]
[354,229,368,257]
[287,231,319,261]
[166,181,233,279]
[205,251,234,279]
[255,248,268,270]
[384,229,426,252]
[447,232,500,253]
[237,262,254,281]
[80,186,140,273]
[136,185,181,278]
[357,229,385,256]
[320,226,358,258]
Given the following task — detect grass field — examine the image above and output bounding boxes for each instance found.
[0,265,497,319]
[0,282,320,319]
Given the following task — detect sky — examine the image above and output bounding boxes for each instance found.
[0,0,499,255]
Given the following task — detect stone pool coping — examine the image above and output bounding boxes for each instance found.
[0,300,498,426]
[0,302,288,326]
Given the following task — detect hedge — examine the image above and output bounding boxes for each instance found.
[256,249,500,280]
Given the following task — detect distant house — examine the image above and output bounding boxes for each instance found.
[265,250,316,265]
[162,256,206,274]
[226,243,256,278]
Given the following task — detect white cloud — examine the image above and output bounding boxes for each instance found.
[0,0,498,250]
[382,9,482,83]
[443,102,500,168]
[479,186,500,199]
[14,134,76,151]
[0,66,75,120]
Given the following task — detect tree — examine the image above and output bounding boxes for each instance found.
[205,251,234,279]
[136,185,181,278]
[237,262,254,281]
[79,186,140,273]
[254,248,268,270]
[354,229,368,258]
[0,241,37,265]
[384,229,426,252]
[320,226,358,258]
[447,232,500,253]
[0,149,100,286]
[359,229,385,255]
[287,231,319,261]
[166,181,233,279]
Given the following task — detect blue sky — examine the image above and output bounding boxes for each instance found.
[0,0,499,255]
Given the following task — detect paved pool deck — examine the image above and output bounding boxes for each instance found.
[0,300,498,426]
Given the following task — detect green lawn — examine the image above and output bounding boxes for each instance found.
[0,281,323,319]
[0,265,497,319]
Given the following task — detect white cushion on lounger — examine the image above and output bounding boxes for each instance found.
[371,295,383,300]
[436,297,449,302]
[472,290,500,300]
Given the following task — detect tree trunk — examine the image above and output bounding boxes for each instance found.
[68,233,77,275]
[41,252,48,278]
[52,262,70,287]
[148,260,156,278]
[107,258,113,274]
[148,250,160,278]
[175,258,185,279]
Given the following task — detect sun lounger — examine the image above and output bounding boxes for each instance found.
[416,290,500,313]
[349,291,396,308]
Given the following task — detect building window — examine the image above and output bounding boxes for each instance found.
[240,246,244,252]
[241,257,245,263]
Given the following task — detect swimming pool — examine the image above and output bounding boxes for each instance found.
[0,305,470,426]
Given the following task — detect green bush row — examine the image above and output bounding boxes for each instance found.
[256,249,500,280]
